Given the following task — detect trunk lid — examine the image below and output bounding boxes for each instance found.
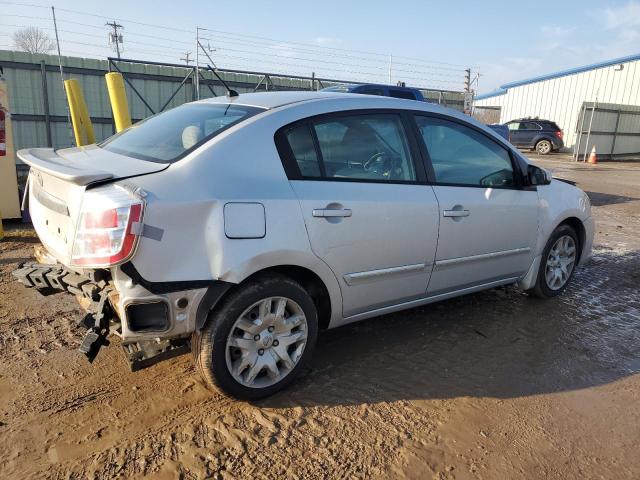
[19,145,166,266]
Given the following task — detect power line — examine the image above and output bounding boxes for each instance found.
[201,29,473,71]
[2,2,472,69]
[3,20,464,83]
[199,33,466,73]
[3,19,461,83]
[1,2,471,89]
[199,26,468,67]
[0,1,49,8]
[1,22,189,54]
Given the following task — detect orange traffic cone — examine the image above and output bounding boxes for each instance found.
[587,145,598,164]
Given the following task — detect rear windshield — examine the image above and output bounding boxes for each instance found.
[100,103,264,163]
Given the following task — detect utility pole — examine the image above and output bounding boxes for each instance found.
[106,20,123,59]
[464,68,471,92]
[181,52,192,65]
[463,68,473,115]
[195,27,200,100]
[388,54,393,84]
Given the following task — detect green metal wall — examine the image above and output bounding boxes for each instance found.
[1,49,465,160]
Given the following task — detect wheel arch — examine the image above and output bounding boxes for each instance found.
[557,216,586,263]
[520,214,588,291]
[534,136,553,149]
[200,263,337,331]
[245,265,332,330]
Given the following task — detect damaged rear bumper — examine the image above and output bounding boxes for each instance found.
[13,260,108,300]
[12,260,230,370]
[13,261,117,362]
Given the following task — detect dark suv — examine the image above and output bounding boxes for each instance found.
[321,83,425,101]
[504,118,564,155]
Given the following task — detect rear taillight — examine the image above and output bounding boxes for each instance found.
[71,185,144,267]
[555,130,563,139]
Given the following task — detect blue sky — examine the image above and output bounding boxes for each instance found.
[2,0,640,93]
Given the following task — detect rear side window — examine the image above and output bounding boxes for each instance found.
[415,116,515,188]
[519,122,540,130]
[277,113,417,182]
[542,121,561,131]
[285,125,322,177]
[314,115,416,181]
[100,103,264,163]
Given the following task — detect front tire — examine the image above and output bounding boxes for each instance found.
[527,225,579,298]
[193,274,318,400]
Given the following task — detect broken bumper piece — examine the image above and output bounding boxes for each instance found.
[13,261,115,363]
[12,261,107,299]
[12,261,191,369]
[122,339,190,372]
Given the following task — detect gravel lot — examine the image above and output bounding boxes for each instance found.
[1,155,639,479]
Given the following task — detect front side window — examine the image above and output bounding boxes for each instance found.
[313,114,416,181]
[101,103,264,163]
[415,116,515,188]
[507,122,520,131]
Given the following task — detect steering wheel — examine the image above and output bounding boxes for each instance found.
[363,152,389,173]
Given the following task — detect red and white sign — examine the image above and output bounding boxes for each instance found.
[0,109,6,156]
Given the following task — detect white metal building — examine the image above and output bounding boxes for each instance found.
[474,53,640,154]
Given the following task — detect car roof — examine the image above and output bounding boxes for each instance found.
[198,91,350,109]
[511,118,553,123]
[197,90,495,129]
[197,90,444,112]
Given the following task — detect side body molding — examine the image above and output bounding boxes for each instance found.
[344,263,428,286]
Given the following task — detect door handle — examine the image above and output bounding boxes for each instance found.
[312,208,352,218]
[443,209,470,218]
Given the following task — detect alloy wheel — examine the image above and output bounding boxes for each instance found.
[225,296,308,388]
[537,140,552,155]
[544,235,576,290]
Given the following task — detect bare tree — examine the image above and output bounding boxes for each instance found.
[12,27,56,54]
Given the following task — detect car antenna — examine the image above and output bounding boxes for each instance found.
[206,64,238,98]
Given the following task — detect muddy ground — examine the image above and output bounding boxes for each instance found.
[1,155,639,479]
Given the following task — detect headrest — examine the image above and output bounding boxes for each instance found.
[182,125,203,149]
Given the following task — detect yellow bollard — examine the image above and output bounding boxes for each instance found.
[64,79,95,146]
[0,70,21,220]
[105,72,132,132]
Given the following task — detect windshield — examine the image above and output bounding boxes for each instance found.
[100,103,264,163]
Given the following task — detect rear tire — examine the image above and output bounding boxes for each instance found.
[192,274,318,400]
[527,225,579,298]
[535,139,553,155]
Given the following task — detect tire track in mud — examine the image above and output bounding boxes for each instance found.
[3,244,637,479]
[54,246,639,480]
[0,230,443,479]
[62,391,438,479]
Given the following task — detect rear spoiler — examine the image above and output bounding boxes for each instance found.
[17,148,114,186]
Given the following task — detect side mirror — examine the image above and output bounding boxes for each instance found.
[527,164,552,186]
